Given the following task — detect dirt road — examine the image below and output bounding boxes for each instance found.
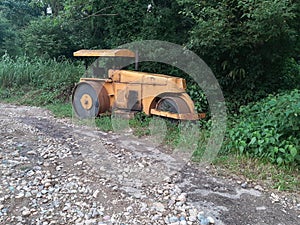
[0,103,299,224]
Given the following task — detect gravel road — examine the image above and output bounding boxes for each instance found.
[0,103,299,225]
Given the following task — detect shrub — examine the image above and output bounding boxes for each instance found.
[224,90,300,166]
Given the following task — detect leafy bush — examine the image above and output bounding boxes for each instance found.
[224,90,300,166]
[186,83,209,113]
[280,58,300,90]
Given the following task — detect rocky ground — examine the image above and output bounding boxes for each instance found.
[0,103,299,225]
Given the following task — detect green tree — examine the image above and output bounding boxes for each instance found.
[0,0,43,27]
[103,0,190,47]
[62,0,109,49]
[0,0,45,56]
[21,16,76,58]
[61,0,189,48]
[0,13,16,55]
[177,0,300,110]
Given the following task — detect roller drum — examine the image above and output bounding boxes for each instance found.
[72,81,110,118]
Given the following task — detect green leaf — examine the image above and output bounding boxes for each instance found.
[249,137,257,145]
[277,157,283,165]
[290,147,297,158]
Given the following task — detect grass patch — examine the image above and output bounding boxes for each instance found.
[0,55,83,107]
[213,154,300,192]
[95,116,113,132]
[128,113,151,137]
[46,103,73,118]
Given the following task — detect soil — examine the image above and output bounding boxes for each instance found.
[0,102,299,225]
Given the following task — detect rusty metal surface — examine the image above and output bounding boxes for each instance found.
[72,81,110,118]
[156,96,191,114]
[152,95,199,120]
[73,49,135,58]
[150,109,199,120]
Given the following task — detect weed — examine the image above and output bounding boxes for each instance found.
[95,116,113,132]
[46,103,73,118]
[213,154,300,192]
[129,112,151,137]
[223,90,300,166]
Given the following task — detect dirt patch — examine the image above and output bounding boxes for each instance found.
[0,103,299,225]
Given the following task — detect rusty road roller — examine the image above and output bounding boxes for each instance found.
[72,49,204,120]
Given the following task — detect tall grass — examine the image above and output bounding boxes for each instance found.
[0,54,84,105]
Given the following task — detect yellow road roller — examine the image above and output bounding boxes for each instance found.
[72,49,204,120]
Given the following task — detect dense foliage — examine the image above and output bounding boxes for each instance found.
[224,90,300,166]
[22,16,77,58]
[178,0,300,109]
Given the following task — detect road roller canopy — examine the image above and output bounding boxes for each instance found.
[73,49,135,58]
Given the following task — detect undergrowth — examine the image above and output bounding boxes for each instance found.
[223,90,300,167]
[214,154,299,192]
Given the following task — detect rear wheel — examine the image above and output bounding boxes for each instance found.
[72,81,109,118]
[156,96,191,114]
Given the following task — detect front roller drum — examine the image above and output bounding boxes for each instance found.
[72,81,110,118]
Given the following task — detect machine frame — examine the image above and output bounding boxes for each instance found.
[72,49,204,120]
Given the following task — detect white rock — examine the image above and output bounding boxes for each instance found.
[44,182,51,188]
[26,170,35,177]
[15,192,25,199]
[152,202,165,212]
[254,185,264,191]
[93,190,99,198]
[151,214,161,221]
[22,208,31,217]
[27,150,37,155]
[270,193,280,203]
[188,216,197,222]
[56,166,62,171]
[84,219,97,225]
[25,192,32,198]
[188,209,197,218]
[256,206,267,211]
[41,179,52,184]
[176,193,187,203]
[74,161,83,166]
[207,216,215,224]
